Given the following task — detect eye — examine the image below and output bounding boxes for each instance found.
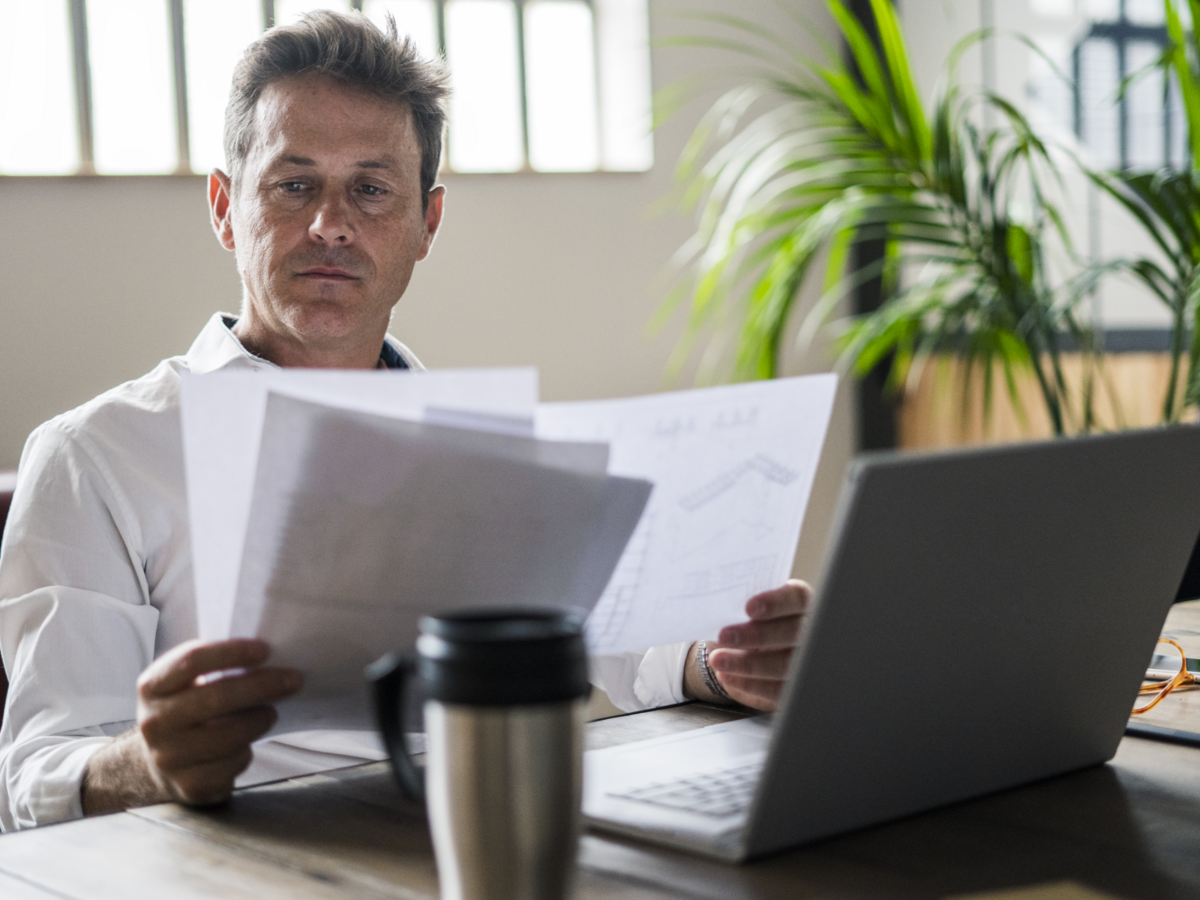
[360,183,386,197]
[280,181,307,193]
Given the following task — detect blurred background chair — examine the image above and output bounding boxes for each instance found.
[0,471,13,531]
[0,470,14,724]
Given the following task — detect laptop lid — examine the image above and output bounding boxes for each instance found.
[744,425,1200,857]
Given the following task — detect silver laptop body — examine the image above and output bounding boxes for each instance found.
[584,426,1200,861]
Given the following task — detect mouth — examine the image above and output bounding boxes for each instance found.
[297,266,360,281]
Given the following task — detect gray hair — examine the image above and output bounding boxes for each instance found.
[224,11,449,208]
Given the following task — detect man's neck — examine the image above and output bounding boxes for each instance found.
[231,315,387,370]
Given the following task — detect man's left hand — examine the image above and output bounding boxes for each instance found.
[683,580,811,711]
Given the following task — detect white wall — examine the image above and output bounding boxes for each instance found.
[0,1,853,583]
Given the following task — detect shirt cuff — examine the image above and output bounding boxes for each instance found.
[0,736,109,832]
[632,641,692,710]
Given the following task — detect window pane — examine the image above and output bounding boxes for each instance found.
[185,0,263,174]
[524,0,599,171]
[275,0,351,27]
[595,0,651,170]
[365,0,439,59]
[0,0,78,174]
[1127,40,1165,170]
[1078,38,1120,169]
[445,0,523,172]
[1082,0,1119,20]
[1125,0,1165,25]
[88,0,177,174]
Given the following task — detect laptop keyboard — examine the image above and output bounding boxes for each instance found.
[607,758,764,818]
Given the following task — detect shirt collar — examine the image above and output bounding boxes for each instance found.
[185,312,413,374]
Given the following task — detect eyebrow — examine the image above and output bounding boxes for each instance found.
[272,155,395,170]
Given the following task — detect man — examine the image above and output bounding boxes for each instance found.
[0,12,808,831]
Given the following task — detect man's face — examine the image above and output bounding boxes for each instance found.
[209,73,443,360]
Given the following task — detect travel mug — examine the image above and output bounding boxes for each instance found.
[367,608,590,900]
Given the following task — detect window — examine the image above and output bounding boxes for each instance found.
[0,0,652,176]
[0,1,78,174]
[1071,0,1186,170]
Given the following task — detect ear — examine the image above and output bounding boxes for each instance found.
[416,184,446,262]
[209,170,236,252]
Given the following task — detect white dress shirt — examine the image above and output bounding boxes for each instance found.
[0,313,686,831]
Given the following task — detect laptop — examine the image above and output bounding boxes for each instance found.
[583,425,1200,861]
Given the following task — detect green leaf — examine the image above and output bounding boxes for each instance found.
[1006,224,1035,286]
[868,0,932,160]
[1166,0,1200,170]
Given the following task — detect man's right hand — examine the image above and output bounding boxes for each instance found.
[81,639,303,815]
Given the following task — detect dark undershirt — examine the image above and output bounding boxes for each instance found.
[220,315,410,370]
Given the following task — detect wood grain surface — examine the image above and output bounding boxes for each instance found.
[1,607,1198,899]
[897,354,1183,448]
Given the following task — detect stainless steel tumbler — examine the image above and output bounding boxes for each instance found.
[368,608,590,900]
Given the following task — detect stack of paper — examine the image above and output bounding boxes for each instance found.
[183,367,649,730]
[181,369,836,731]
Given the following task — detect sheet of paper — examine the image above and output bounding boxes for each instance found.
[537,373,837,654]
[233,393,650,732]
[181,367,538,641]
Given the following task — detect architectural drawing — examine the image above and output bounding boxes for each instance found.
[537,373,837,654]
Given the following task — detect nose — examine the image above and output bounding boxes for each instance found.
[308,188,354,244]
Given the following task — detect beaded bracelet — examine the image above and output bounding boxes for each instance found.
[697,640,734,704]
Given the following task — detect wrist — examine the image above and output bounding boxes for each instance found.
[81,730,172,816]
[683,641,735,706]
[695,640,736,705]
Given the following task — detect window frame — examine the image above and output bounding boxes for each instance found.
[27,0,629,178]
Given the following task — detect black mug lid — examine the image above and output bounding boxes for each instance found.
[418,606,586,642]
[415,606,590,706]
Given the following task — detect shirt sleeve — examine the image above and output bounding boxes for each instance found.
[589,641,691,712]
[0,422,159,831]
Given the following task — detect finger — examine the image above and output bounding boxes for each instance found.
[709,647,792,680]
[744,580,811,621]
[718,615,801,651]
[142,667,302,733]
[164,748,254,807]
[718,673,784,712]
[139,639,272,698]
[146,706,278,772]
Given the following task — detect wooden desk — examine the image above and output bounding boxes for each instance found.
[2,608,1200,900]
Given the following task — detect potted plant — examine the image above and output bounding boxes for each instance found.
[665,0,1099,436]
